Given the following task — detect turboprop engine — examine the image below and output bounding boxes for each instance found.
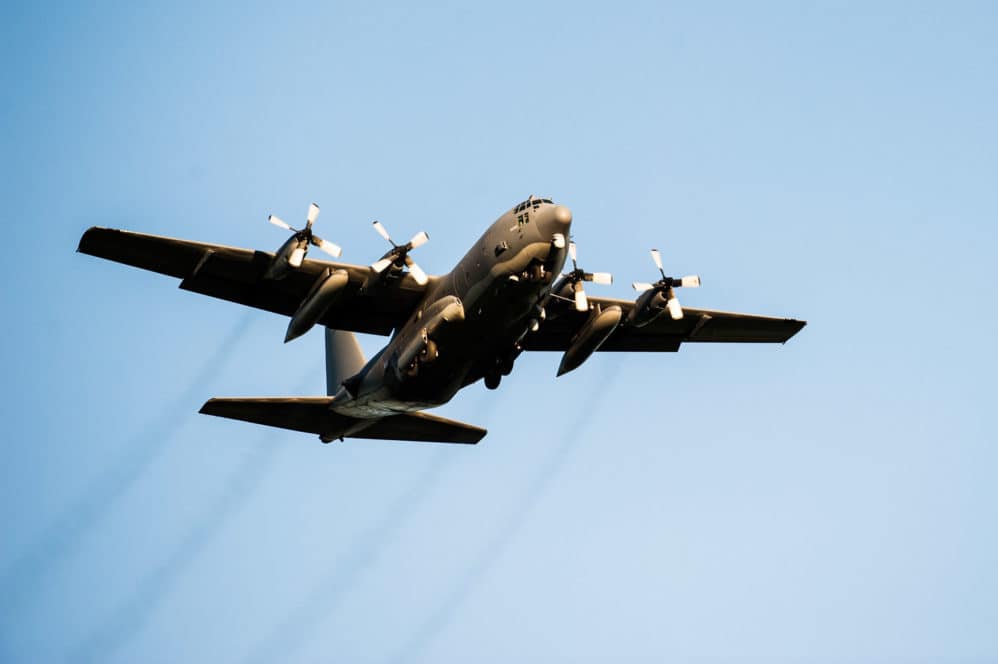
[551,242,613,312]
[369,221,430,285]
[627,248,700,327]
[263,202,342,280]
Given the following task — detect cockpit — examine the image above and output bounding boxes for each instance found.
[513,196,554,213]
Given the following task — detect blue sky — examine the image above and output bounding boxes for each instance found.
[2,1,996,661]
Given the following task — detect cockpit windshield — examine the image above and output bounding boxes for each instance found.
[513,197,553,213]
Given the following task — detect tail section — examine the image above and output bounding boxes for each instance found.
[325,328,366,395]
[200,326,486,443]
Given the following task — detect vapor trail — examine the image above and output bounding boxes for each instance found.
[383,361,623,663]
[0,311,256,612]
[69,368,323,663]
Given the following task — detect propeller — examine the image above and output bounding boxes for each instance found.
[631,248,700,320]
[562,242,613,312]
[267,202,342,267]
[369,221,430,285]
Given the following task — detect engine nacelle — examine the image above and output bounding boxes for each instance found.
[284,268,349,342]
[557,305,623,376]
[263,235,309,280]
[626,288,670,328]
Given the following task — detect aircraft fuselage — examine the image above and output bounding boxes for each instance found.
[331,200,573,418]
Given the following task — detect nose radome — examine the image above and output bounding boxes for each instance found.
[552,205,572,226]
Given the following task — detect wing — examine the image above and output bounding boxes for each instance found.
[78,227,428,335]
[523,295,805,352]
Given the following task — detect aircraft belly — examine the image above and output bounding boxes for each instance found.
[330,378,448,417]
[331,398,428,418]
[331,345,470,418]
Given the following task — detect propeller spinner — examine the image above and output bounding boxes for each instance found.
[268,202,342,267]
[631,248,700,320]
[369,221,430,285]
[562,242,613,312]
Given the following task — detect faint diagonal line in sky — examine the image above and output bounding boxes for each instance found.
[240,387,507,664]
[239,449,454,664]
[383,362,622,664]
[0,311,256,611]
[68,367,323,664]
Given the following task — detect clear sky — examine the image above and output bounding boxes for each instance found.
[2,1,996,662]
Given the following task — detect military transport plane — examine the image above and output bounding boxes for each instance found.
[78,196,805,444]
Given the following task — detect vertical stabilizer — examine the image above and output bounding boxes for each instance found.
[325,328,366,395]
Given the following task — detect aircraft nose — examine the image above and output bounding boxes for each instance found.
[552,205,572,227]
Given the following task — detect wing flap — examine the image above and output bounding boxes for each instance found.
[178,250,319,319]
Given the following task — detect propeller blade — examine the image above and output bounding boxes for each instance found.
[268,215,292,231]
[372,221,392,243]
[666,295,683,320]
[306,203,320,228]
[288,246,307,268]
[312,236,342,258]
[680,275,701,288]
[632,281,654,292]
[590,272,613,286]
[405,257,428,285]
[650,248,663,271]
[408,231,429,249]
[574,286,589,312]
[371,257,394,273]
[569,242,578,263]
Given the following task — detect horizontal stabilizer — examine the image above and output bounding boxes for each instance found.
[200,397,485,444]
[200,397,345,435]
[358,412,486,444]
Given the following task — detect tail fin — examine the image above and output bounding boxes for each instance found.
[325,328,366,395]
